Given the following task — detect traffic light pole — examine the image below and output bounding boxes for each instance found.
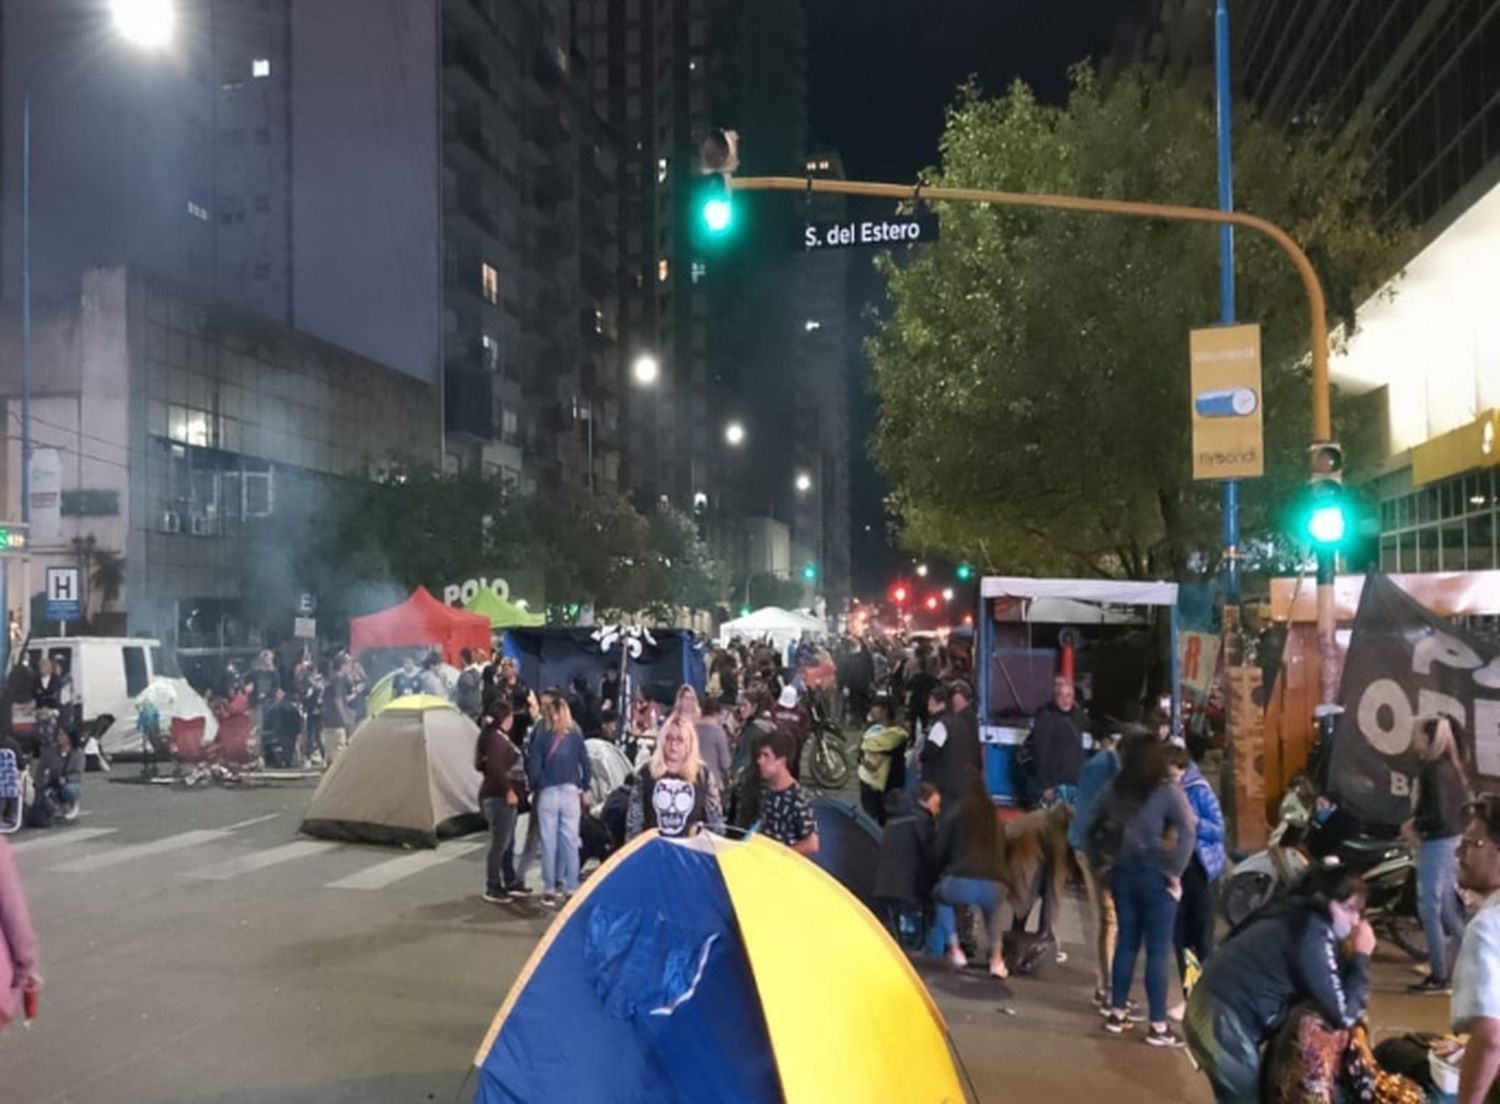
[733,174,1341,703]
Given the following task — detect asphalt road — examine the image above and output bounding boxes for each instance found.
[0,780,1451,1103]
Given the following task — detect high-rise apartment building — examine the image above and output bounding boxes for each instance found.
[1115,0,1500,573]
[3,0,618,490]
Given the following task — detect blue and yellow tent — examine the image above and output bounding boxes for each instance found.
[473,832,968,1103]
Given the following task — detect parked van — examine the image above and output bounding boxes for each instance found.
[12,637,166,735]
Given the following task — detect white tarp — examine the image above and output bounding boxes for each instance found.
[994,597,1146,625]
[980,576,1179,607]
[585,738,632,806]
[718,606,823,648]
[98,677,219,758]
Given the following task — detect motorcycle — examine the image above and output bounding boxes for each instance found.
[1221,774,1426,961]
[804,695,851,790]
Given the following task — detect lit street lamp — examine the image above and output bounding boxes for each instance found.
[724,421,746,447]
[21,0,174,636]
[631,353,659,386]
[794,472,812,493]
[915,563,929,578]
[942,587,954,602]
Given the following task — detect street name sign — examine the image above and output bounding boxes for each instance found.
[46,565,83,623]
[1190,323,1264,480]
[802,215,938,251]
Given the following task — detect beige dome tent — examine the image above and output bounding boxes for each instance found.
[300,697,484,848]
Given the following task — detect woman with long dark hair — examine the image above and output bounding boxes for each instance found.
[1084,729,1195,1047]
[1404,714,1472,994]
[931,772,1010,979]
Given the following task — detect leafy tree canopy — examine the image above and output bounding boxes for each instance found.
[869,67,1416,579]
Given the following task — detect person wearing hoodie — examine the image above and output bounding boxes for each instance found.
[1184,865,1375,1103]
[873,783,942,944]
[1069,729,1122,1011]
[1167,744,1226,999]
[858,696,908,824]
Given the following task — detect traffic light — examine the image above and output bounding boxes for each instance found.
[695,127,739,244]
[737,604,752,617]
[924,595,940,612]
[801,562,818,582]
[892,584,908,604]
[1302,442,1350,550]
[956,562,974,582]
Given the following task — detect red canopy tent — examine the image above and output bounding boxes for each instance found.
[349,587,492,666]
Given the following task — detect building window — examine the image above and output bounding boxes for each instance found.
[593,306,605,334]
[252,58,271,78]
[481,333,500,370]
[657,257,670,282]
[481,262,499,304]
[187,200,209,221]
[690,261,707,284]
[689,55,702,73]
[804,319,821,332]
[501,409,519,444]
[656,156,669,183]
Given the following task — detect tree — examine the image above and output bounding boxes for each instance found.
[868,68,1417,579]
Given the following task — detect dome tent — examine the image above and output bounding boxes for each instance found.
[300,697,483,848]
[472,832,966,1102]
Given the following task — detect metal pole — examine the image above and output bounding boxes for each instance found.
[20,88,32,642]
[1215,0,1241,612]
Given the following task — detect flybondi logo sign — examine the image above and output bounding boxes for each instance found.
[443,577,512,605]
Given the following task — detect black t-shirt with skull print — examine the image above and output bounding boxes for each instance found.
[640,768,709,838]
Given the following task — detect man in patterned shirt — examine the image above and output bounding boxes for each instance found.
[1452,797,1500,1104]
[754,727,819,856]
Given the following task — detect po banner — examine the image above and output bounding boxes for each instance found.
[1329,574,1500,826]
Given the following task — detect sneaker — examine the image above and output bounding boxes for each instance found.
[1098,999,1145,1022]
[482,891,507,905]
[62,804,80,822]
[1407,975,1452,995]
[505,884,533,899]
[1145,1025,1184,1048]
[1103,1011,1133,1036]
[988,959,1010,981]
[946,945,969,969]
[1167,1001,1187,1022]
[549,893,570,910]
[1092,988,1108,1010]
[537,892,559,908]
[1054,949,1069,965]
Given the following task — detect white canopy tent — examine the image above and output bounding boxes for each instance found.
[717,606,823,649]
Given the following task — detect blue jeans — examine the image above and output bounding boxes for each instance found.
[930,875,1003,954]
[481,797,518,895]
[537,784,581,894]
[1110,865,1179,1023]
[1418,836,1467,981]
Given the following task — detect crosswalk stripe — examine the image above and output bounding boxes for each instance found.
[186,840,339,881]
[221,813,282,832]
[9,828,118,854]
[325,842,483,891]
[53,828,233,874]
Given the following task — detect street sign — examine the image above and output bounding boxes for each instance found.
[1190,323,1264,480]
[294,616,317,640]
[0,523,29,555]
[801,215,938,252]
[297,591,317,615]
[45,565,83,622]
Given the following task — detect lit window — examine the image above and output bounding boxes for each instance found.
[818,159,830,171]
[690,261,707,284]
[657,257,670,282]
[805,160,817,172]
[689,55,702,73]
[481,262,499,304]
[187,201,209,221]
[656,156,669,183]
[593,306,604,334]
[804,319,821,332]
[481,333,500,370]
[252,58,271,78]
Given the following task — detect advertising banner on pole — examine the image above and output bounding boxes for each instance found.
[27,448,62,540]
[1190,324,1264,480]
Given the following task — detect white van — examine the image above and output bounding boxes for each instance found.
[13,637,165,735]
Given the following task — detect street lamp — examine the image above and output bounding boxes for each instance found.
[110,0,176,47]
[942,587,954,602]
[915,563,929,578]
[21,2,174,635]
[794,472,812,493]
[631,353,659,386]
[724,421,746,447]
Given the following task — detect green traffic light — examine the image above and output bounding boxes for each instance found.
[1307,503,1347,546]
[801,562,818,582]
[956,562,974,581]
[702,197,733,234]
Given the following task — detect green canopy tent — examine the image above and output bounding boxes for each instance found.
[464,587,545,629]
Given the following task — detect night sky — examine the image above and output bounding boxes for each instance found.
[804,0,1122,594]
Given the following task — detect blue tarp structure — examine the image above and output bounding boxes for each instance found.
[808,795,882,905]
[501,627,706,706]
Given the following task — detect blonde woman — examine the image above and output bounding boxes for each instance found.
[1404,714,1472,994]
[625,712,724,840]
[524,690,591,906]
[668,684,702,725]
